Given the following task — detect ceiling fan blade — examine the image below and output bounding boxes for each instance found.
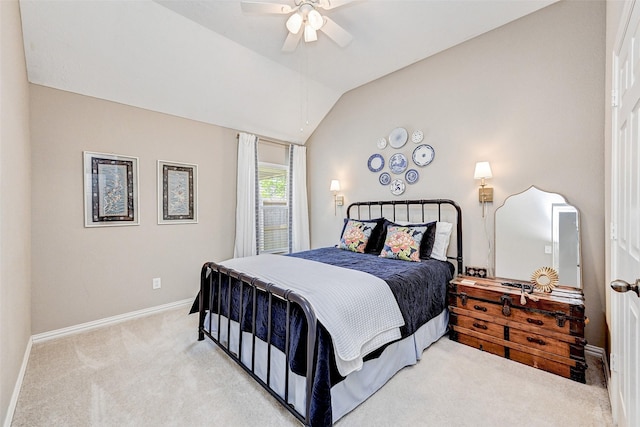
[320,16,353,47]
[241,1,293,14]
[317,0,353,10]
[282,30,303,52]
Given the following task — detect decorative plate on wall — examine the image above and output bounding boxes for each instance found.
[411,130,424,143]
[412,144,435,166]
[405,169,419,184]
[379,172,391,185]
[377,137,387,149]
[388,127,408,149]
[367,153,385,172]
[389,153,408,174]
[390,178,405,196]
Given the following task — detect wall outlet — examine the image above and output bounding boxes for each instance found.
[152,277,161,289]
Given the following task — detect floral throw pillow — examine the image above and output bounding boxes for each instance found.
[338,220,374,253]
[379,225,427,262]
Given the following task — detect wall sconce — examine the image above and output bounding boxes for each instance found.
[474,161,493,217]
[330,179,344,215]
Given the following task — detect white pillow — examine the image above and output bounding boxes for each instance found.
[430,222,453,261]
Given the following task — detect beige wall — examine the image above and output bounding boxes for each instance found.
[259,140,288,165]
[29,85,238,333]
[0,0,32,422]
[0,0,613,421]
[307,1,607,347]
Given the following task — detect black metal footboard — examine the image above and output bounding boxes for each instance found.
[197,199,463,425]
[198,261,318,425]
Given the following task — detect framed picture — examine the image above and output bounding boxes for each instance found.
[83,151,139,227]
[157,160,198,224]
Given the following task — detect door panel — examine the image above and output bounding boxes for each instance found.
[612,2,640,426]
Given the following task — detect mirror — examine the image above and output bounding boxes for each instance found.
[495,186,581,288]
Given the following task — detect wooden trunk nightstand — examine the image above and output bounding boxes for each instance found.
[447,275,588,383]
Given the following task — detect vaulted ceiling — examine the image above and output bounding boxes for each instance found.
[19,0,556,144]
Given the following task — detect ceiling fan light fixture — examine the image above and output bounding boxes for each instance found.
[307,9,324,30]
[304,24,318,42]
[286,12,303,34]
[243,0,354,51]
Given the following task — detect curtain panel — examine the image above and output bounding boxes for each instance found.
[233,132,258,258]
[289,145,310,252]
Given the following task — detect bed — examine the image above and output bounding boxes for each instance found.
[191,199,463,426]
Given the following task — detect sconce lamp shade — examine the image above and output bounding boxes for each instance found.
[474,162,493,216]
[330,179,343,215]
[474,161,493,180]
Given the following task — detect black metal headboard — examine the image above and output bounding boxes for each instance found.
[346,199,463,274]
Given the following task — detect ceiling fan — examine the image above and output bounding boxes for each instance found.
[241,0,354,52]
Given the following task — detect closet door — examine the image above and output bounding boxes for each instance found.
[611,1,640,425]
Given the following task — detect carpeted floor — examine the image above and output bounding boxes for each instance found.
[12,305,612,426]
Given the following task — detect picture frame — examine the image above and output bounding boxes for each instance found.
[157,160,198,224]
[83,151,139,227]
[465,266,487,278]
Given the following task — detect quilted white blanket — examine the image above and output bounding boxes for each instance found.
[221,254,405,376]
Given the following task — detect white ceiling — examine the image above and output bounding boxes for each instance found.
[19,0,556,144]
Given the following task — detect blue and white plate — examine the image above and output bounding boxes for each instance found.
[405,169,419,184]
[379,172,391,185]
[389,127,408,149]
[412,144,435,166]
[390,179,405,196]
[412,130,424,143]
[389,153,408,174]
[367,153,385,172]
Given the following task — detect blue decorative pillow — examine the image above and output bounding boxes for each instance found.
[419,221,437,259]
[374,220,436,259]
[339,218,385,254]
[338,220,375,253]
[379,225,427,262]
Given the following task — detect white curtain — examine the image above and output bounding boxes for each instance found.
[289,144,310,252]
[233,132,258,258]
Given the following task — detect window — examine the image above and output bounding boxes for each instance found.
[258,162,289,254]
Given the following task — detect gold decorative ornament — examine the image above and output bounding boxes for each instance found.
[531,267,559,292]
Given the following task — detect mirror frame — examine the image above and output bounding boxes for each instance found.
[494,185,582,288]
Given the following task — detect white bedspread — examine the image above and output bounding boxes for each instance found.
[221,254,405,376]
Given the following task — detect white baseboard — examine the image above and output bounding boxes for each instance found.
[3,336,32,427]
[32,298,192,343]
[6,303,607,426]
[5,298,192,426]
[585,343,605,358]
[585,344,609,389]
